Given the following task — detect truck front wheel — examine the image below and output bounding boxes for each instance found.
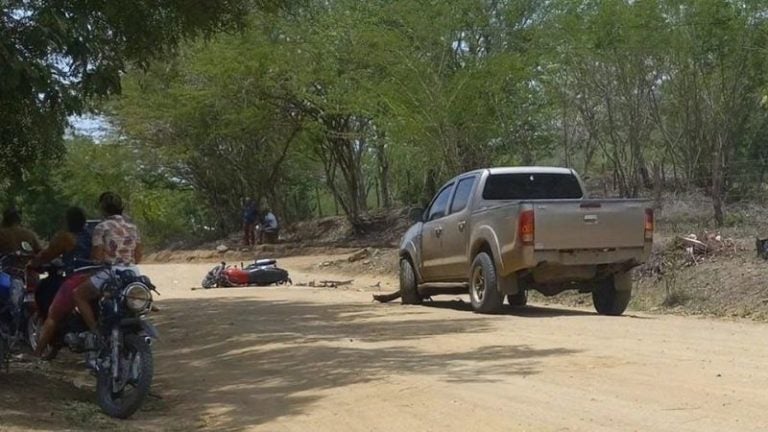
[400,258,422,305]
[592,271,632,316]
[469,252,503,314]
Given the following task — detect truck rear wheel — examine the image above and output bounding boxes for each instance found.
[400,258,422,305]
[469,252,503,314]
[592,271,632,316]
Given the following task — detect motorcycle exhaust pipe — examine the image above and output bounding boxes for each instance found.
[144,336,153,346]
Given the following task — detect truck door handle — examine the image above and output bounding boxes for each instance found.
[458,221,466,232]
[434,226,443,237]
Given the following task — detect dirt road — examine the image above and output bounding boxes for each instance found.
[2,255,767,431]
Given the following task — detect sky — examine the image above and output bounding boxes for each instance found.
[69,115,111,140]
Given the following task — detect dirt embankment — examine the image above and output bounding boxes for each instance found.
[147,195,768,321]
[146,208,410,265]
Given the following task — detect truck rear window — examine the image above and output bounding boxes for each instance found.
[482,173,583,200]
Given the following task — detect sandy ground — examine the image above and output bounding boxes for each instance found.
[2,254,768,431]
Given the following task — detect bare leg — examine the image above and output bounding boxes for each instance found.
[73,282,99,332]
[34,318,57,357]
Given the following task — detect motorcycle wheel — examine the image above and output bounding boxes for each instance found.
[0,337,7,371]
[26,313,41,351]
[96,334,154,419]
[25,314,58,360]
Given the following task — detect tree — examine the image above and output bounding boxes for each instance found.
[0,0,255,180]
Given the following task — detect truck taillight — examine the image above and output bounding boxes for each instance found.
[519,209,535,246]
[644,208,654,241]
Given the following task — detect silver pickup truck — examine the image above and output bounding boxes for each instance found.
[399,167,653,315]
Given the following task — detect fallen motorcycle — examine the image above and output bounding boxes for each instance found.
[202,259,291,288]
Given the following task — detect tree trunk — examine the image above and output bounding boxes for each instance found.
[423,168,438,207]
[712,139,725,227]
[315,186,323,217]
[653,162,663,215]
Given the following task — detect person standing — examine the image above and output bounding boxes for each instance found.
[242,199,258,247]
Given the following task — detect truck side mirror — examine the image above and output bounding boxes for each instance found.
[408,208,424,223]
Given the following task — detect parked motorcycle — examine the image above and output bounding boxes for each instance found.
[30,262,160,419]
[0,242,35,369]
[202,259,291,288]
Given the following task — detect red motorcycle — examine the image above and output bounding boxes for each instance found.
[201,259,291,288]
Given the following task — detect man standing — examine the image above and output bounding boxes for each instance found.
[242,199,258,247]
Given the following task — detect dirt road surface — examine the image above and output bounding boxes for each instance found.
[2,255,767,431]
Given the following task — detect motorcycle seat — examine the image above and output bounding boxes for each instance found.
[254,259,277,267]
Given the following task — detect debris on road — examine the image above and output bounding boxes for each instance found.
[373,291,401,303]
[297,279,355,288]
[216,244,229,253]
[348,248,370,262]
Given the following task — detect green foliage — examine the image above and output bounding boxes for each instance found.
[0,0,256,181]
[8,0,768,244]
[5,136,215,248]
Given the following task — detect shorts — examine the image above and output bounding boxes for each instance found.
[90,266,141,291]
[48,273,90,322]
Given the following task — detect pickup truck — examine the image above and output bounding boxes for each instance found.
[398,167,653,315]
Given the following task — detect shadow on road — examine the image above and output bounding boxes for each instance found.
[420,299,598,317]
[0,366,97,431]
[0,294,582,432]
[146,296,581,431]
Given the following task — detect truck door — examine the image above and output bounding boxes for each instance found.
[420,182,455,281]
[435,176,478,280]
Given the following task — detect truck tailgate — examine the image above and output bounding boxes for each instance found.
[532,200,647,250]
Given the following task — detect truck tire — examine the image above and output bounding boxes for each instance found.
[400,258,422,305]
[469,252,503,314]
[507,290,528,307]
[592,271,632,316]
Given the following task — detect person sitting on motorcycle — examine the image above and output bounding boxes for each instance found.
[72,192,142,339]
[33,207,96,357]
[0,207,42,256]
[30,207,92,317]
[259,208,279,244]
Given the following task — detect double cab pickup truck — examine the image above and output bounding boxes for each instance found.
[399,167,653,315]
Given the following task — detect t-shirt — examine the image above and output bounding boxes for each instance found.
[263,212,278,230]
[92,215,141,265]
[243,205,258,224]
[0,225,42,255]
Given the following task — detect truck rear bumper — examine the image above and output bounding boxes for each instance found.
[534,247,648,266]
[500,244,651,277]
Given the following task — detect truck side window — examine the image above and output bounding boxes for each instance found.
[427,184,454,221]
[449,177,476,214]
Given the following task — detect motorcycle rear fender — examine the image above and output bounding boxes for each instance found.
[120,317,160,340]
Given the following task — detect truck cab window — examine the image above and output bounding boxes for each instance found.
[482,173,583,200]
[450,177,476,214]
[427,184,454,221]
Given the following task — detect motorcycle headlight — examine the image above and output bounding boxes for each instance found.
[124,282,152,313]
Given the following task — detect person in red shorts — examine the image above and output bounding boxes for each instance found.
[32,207,93,357]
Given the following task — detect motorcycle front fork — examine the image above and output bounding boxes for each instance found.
[111,327,120,384]
[85,327,120,378]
